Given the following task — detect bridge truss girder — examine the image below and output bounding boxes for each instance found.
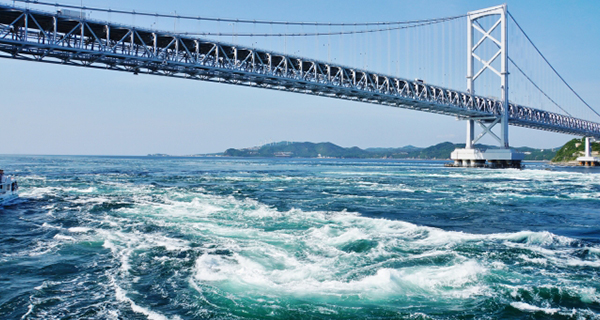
[0,5,599,139]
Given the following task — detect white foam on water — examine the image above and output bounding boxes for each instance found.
[20,185,104,200]
[21,239,61,257]
[20,186,58,199]
[510,302,560,315]
[70,197,111,205]
[567,192,600,200]
[331,194,378,200]
[356,260,486,298]
[243,203,283,218]
[413,228,483,246]
[589,247,600,256]
[489,261,506,270]
[53,234,75,241]
[33,280,61,291]
[578,287,600,304]
[518,254,548,265]
[102,237,132,274]
[21,300,35,320]
[20,174,46,181]
[192,250,486,300]
[188,198,222,215]
[356,181,418,193]
[309,226,369,246]
[322,171,398,177]
[315,306,338,315]
[562,257,600,268]
[41,222,61,229]
[68,227,92,233]
[61,186,97,193]
[112,276,170,320]
[176,199,492,301]
[195,253,264,283]
[491,230,576,246]
[98,228,191,275]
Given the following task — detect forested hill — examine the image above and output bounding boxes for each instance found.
[222,141,557,160]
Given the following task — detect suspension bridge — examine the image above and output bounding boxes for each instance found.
[0,1,599,167]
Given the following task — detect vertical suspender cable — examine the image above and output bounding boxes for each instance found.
[327,24,331,63]
[314,24,318,60]
[442,19,445,87]
[395,29,400,77]
[406,22,410,78]
[340,26,344,65]
[388,29,392,75]
[284,24,287,54]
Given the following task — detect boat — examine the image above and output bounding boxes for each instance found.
[0,169,18,205]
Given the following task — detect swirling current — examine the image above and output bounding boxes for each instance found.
[0,156,599,319]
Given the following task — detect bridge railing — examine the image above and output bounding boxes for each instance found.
[1,5,599,139]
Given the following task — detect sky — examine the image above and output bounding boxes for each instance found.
[1,0,599,155]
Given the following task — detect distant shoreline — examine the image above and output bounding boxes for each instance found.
[151,141,558,161]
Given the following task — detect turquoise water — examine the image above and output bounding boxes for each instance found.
[0,156,599,319]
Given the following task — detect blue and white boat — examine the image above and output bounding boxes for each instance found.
[0,169,18,205]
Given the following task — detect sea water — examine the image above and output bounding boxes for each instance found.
[0,155,599,319]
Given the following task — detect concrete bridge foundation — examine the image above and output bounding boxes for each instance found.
[449,148,524,168]
[576,137,599,166]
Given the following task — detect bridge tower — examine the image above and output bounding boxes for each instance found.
[576,137,600,166]
[451,4,524,168]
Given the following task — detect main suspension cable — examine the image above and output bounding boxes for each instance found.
[181,18,462,37]
[12,0,466,27]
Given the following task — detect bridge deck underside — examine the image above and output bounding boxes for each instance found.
[0,6,599,139]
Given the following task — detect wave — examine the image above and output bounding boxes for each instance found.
[510,302,560,315]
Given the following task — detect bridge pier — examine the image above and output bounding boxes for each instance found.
[450,148,485,167]
[483,149,525,168]
[449,148,524,168]
[576,137,600,166]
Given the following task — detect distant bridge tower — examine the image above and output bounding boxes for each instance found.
[451,4,524,168]
[576,137,600,166]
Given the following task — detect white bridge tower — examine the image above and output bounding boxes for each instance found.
[576,137,600,166]
[451,4,524,168]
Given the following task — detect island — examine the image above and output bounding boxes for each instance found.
[219,141,557,160]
